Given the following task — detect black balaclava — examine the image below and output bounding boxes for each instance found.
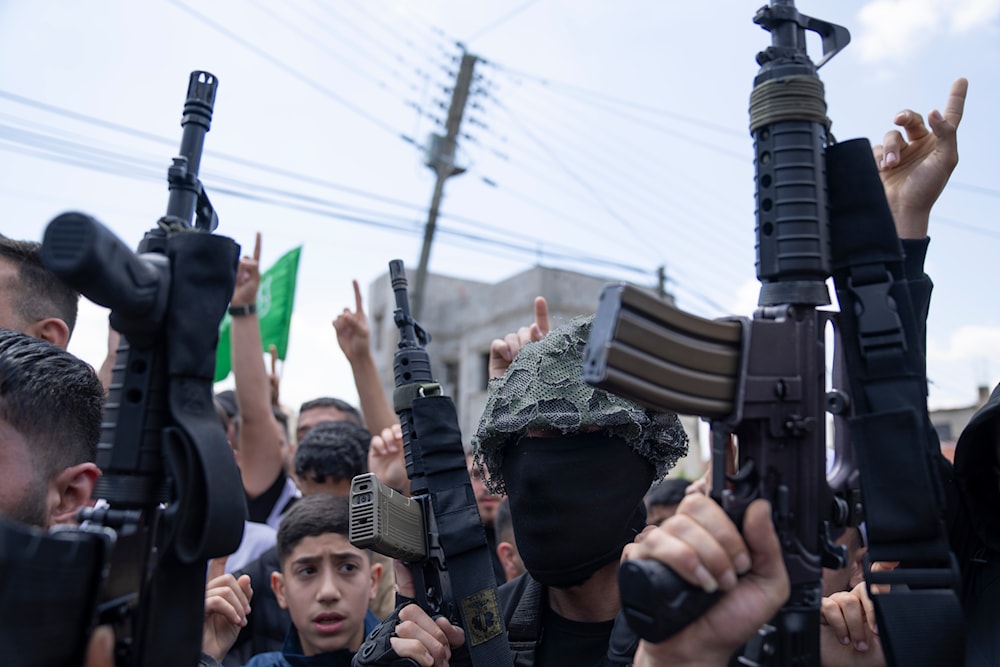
[501,432,654,589]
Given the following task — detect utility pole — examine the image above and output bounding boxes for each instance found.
[411,51,477,320]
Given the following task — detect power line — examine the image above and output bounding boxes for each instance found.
[0,90,173,146]
[337,0,455,59]
[497,80,747,162]
[1,90,672,259]
[301,0,439,77]
[166,0,408,141]
[498,103,660,264]
[949,181,1000,199]
[0,107,771,319]
[248,0,421,101]
[0,117,659,280]
[931,214,1000,239]
[475,100,757,301]
[0,91,425,214]
[489,61,745,140]
[207,184,654,278]
[485,94,749,265]
[466,0,542,41]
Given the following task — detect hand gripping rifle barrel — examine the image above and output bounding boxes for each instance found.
[350,260,513,667]
[584,3,851,664]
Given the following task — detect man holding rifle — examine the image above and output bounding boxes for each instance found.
[356,75,967,667]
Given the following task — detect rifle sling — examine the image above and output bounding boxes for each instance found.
[827,138,964,666]
[411,396,513,667]
[165,232,246,562]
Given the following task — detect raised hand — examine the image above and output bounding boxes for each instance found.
[488,296,550,380]
[368,424,409,495]
[202,556,254,662]
[232,232,262,306]
[333,279,373,364]
[872,77,968,239]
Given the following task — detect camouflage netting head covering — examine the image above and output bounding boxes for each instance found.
[473,314,688,494]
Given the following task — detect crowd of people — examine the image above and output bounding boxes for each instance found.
[0,76,991,667]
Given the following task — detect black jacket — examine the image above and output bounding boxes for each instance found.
[951,382,1000,667]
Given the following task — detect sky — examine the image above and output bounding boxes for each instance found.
[1,0,998,413]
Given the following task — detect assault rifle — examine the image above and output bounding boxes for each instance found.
[32,71,245,667]
[350,260,513,667]
[584,2,851,664]
[584,3,964,665]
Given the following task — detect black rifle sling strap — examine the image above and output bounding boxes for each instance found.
[505,575,543,657]
[409,394,512,667]
[138,231,247,666]
[164,231,246,563]
[827,138,965,667]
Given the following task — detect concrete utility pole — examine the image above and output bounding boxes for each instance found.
[411,51,477,320]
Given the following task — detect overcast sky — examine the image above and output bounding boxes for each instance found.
[1,0,997,412]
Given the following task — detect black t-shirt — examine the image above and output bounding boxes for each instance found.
[535,603,615,667]
[245,469,296,524]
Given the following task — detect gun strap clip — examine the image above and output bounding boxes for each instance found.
[393,382,442,412]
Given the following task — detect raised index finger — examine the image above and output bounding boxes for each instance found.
[253,232,262,261]
[534,296,550,336]
[941,77,968,129]
[352,279,364,314]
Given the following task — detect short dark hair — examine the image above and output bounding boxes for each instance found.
[213,397,232,431]
[272,405,290,441]
[0,328,103,478]
[298,396,363,426]
[276,493,353,567]
[214,390,238,419]
[294,421,370,483]
[645,478,690,509]
[228,403,291,444]
[0,238,79,334]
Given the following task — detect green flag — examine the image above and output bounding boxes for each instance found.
[214,245,302,383]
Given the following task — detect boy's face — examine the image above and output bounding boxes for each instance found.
[272,532,380,656]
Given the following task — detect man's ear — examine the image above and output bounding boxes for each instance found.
[49,462,99,526]
[497,542,523,583]
[272,571,288,609]
[27,317,71,350]
[271,571,288,609]
[369,560,383,601]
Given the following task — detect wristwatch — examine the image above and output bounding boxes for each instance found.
[228,303,257,317]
